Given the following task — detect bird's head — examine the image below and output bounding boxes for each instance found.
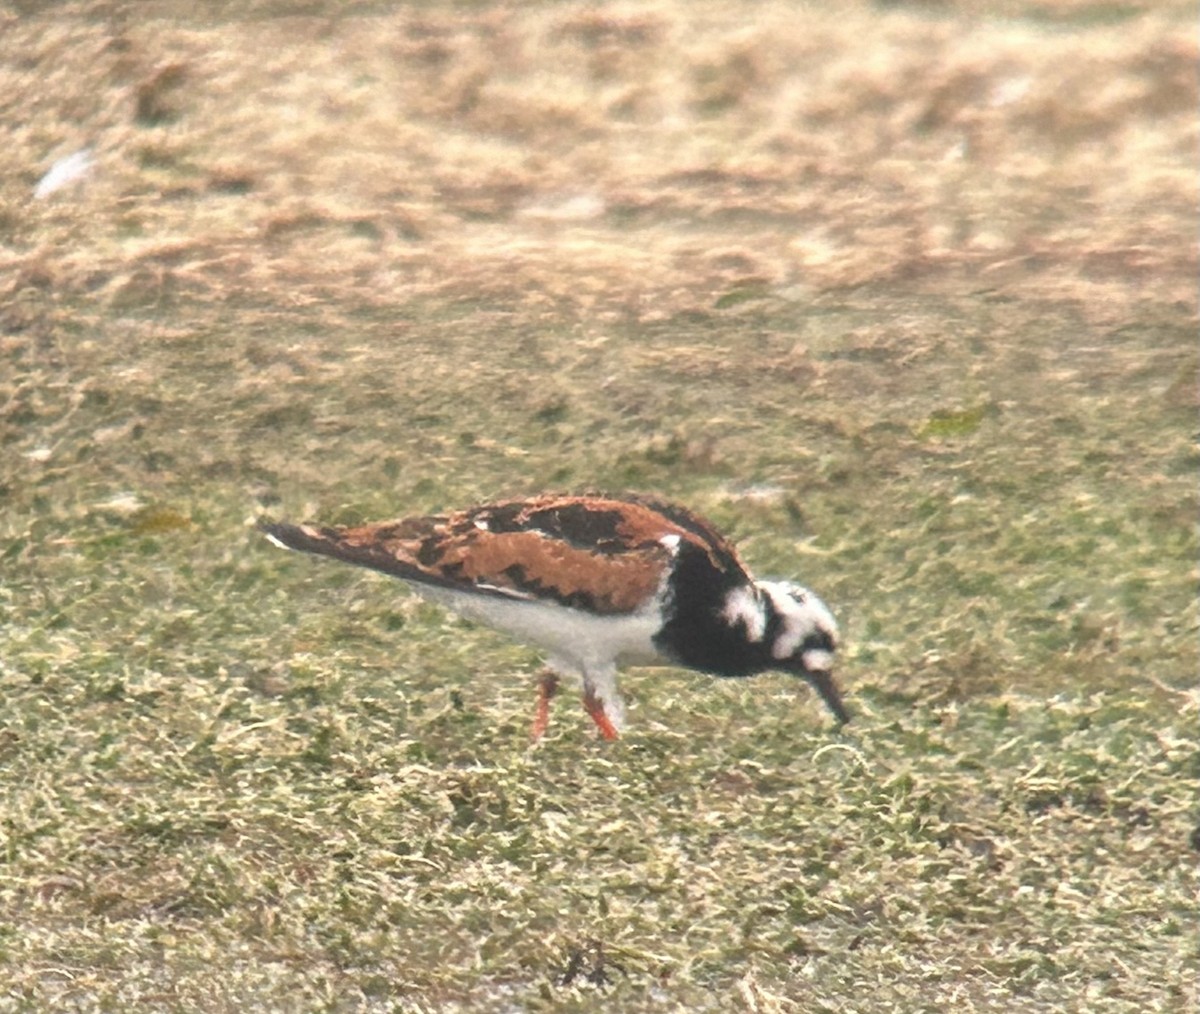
[757,580,848,725]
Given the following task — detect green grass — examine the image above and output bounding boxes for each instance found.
[1,286,1194,1011]
[1,1,1197,1010]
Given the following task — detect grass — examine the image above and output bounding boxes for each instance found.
[1,1,1197,1011]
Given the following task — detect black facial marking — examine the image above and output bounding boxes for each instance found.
[801,629,836,656]
[762,593,786,651]
[653,541,773,678]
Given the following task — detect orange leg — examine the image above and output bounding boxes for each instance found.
[582,689,621,741]
[531,671,559,741]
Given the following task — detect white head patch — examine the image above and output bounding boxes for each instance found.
[801,647,835,672]
[758,581,839,663]
[721,585,766,641]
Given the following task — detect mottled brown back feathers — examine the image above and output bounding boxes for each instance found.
[260,492,751,615]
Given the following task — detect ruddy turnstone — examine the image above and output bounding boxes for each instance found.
[259,492,846,740]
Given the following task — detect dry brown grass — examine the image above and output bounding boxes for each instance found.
[4,1,1195,314]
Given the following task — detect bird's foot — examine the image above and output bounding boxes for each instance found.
[582,689,620,741]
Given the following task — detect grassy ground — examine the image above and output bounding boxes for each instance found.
[1,1,1197,1011]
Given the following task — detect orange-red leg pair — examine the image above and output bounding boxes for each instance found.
[531,671,619,741]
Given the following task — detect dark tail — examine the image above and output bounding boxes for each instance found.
[257,518,450,589]
[257,519,347,559]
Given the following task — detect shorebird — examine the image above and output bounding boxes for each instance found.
[260,492,846,739]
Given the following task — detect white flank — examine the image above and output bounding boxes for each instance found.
[412,582,665,675]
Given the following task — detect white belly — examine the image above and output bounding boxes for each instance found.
[409,583,664,673]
